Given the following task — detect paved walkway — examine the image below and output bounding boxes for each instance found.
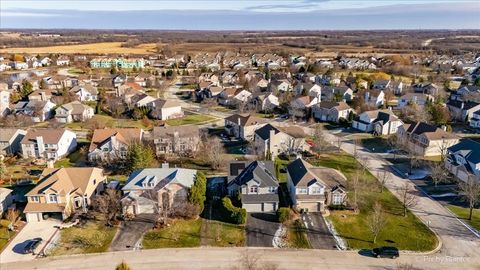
[302,213,337,250]
[109,216,154,251]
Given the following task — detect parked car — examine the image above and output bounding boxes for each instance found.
[372,246,399,259]
[23,238,43,254]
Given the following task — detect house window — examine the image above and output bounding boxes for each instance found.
[31,196,40,202]
[48,194,58,203]
[298,188,307,194]
[268,187,277,193]
[250,186,258,193]
[312,187,323,194]
[332,193,343,205]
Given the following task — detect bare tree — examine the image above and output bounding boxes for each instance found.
[458,175,480,221]
[281,137,305,156]
[430,162,447,187]
[94,189,122,226]
[311,125,330,153]
[204,136,225,170]
[376,169,390,193]
[350,168,361,213]
[5,208,19,238]
[368,202,387,244]
[398,182,418,217]
[335,136,343,153]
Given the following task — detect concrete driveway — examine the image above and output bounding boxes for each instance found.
[302,213,337,250]
[109,215,154,251]
[0,219,61,263]
[246,213,279,247]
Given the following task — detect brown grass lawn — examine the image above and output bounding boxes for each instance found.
[0,42,157,54]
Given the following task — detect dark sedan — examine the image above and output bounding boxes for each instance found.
[372,246,399,259]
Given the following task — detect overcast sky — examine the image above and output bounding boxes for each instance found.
[1,0,479,30]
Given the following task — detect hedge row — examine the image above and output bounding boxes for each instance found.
[222,197,247,224]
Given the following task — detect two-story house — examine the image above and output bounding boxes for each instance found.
[0,128,26,155]
[0,89,11,117]
[470,109,480,129]
[446,100,480,122]
[364,90,385,107]
[225,114,266,141]
[289,95,320,119]
[397,122,460,157]
[352,109,401,134]
[286,158,347,213]
[69,84,99,102]
[152,126,201,157]
[312,101,353,123]
[148,99,183,120]
[88,128,144,162]
[254,124,308,159]
[15,100,56,122]
[21,129,77,161]
[227,161,279,212]
[24,167,105,222]
[445,139,480,183]
[55,101,95,123]
[321,86,354,102]
[122,165,197,216]
[397,93,434,108]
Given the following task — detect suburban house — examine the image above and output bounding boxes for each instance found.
[122,166,197,216]
[28,89,56,102]
[372,80,391,91]
[413,83,439,95]
[312,101,353,123]
[397,93,434,108]
[90,58,145,69]
[446,100,480,122]
[225,114,266,141]
[227,161,279,212]
[270,80,292,92]
[470,109,480,129]
[295,83,321,97]
[152,125,201,156]
[397,122,460,157]
[364,90,385,107]
[148,99,183,120]
[321,86,354,102]
[0,89,11,117]
[55,101,95,123]
[15,100,56,122]
[88,128,144,162]
[352,109,402,134]
[254,124,308,159]
[0,128,26,155]
[286,158,347,213]
[69,84,99,102]
[56,55,70,66]
[24,167,105,222]
[289,95,320,119]
[0,188,13,216]
[445,139,480,183]
[130,93,157,108]
[249,93,279,112]
[21,129,77,161]
[134,73,156,87]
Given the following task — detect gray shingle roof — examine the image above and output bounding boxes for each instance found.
[229,161,278,188]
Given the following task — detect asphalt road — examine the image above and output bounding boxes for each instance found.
[3,247,479,270]
[246,213,280,247]
[319,128,480,260]
[302,213,337,250]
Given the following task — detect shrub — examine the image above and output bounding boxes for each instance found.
[328,204,347,211]
[277,207,293,223]
[222,197,247,224]
[116,261,132,270]
[171,202,200,219]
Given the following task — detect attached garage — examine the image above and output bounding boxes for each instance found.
[26,213,43,222]
[298,201,323,213]
[243,202,278,213]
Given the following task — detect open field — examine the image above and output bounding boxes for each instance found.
[0,42,157,54]
[310,152,438,251]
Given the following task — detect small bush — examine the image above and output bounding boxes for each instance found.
[277,207,293,223]
[222,197,247,224]
[328,204,347,211]
[171,202,200,219]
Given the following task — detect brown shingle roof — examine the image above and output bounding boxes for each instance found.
[21,129,69,144]
[89,128,142,152]
[225,114,264,127]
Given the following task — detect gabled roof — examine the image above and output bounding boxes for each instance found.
[317,101,351,111]
[404,122,458,141]
[26,167,103,197]
[69,84,98,95]
[89,128,142,152]
[150,99,181,109]
[255,124,281,141]
[286,158,347,188]
[225,114,264,127]
[58,101,93,115]
[228,161,278,188]
[21,128,70,144]
[153,125,200,137]
[446,100,480,110]
[0,128,24,142]
[448,139,480,164]
[123,167,197,191]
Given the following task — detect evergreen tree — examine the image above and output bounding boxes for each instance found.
[188,172,207,213]
[125,142,155,173]
[20,80,33,99]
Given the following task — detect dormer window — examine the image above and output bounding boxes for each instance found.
[31,196,40,202]
[48,194,58,203]
[250,185,258,193]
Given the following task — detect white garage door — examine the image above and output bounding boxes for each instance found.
[26,213,42,222]
[301,202,321,212]
[244,203,262,213]
[262,202,277,212]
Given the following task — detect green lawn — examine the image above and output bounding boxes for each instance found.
[287,220,311,249]
[68,68,86,75]
[447,205,480,231]
[49,221,117,256]
[211,106,233,113]
[107,174,128,183]
[201,220,245,247]
[65,115,151,130]
[142,219,202,249]
[360,137,391,153]
[310,152,438,251]
[274,158,291,183]
[54,146,87,168]
[165,114,217,126]
[0,219,14,251]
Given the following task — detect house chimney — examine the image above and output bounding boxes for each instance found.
[441,125,447,131]
[161,162,169,169]
[460,102,464,110]
[40,91,47,101]
[365,91,370,101]
[36,136,45,156]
